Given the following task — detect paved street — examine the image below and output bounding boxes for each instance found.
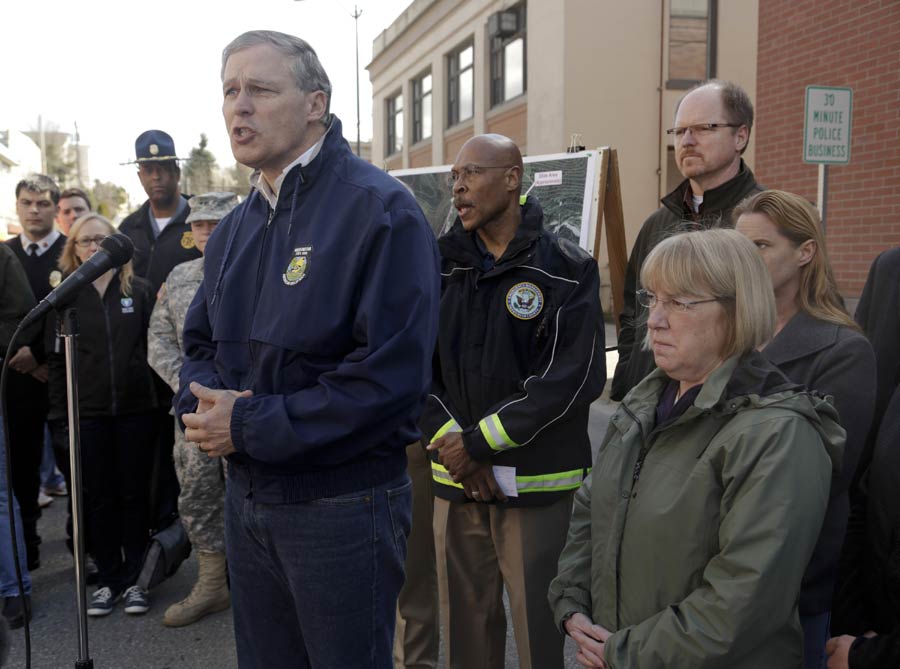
[7,332,620,668]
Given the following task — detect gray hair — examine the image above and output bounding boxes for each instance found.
[675,79,754,155]
[16,173,60,204]
[641,228,776,359]
[222,30,332,125]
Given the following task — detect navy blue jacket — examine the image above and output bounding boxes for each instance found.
[175,118,440,502]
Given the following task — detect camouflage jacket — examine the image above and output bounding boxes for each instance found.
[148,257,204,393]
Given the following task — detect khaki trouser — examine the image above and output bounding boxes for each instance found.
[433,492,574,669]
[393,442,440,668]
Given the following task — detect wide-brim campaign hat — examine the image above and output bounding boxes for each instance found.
[124,129,182,164]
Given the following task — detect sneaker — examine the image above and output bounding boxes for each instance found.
[87,587,118,617]
[37,491,53,508]
[122,586,149,615]
[42,482,68,497]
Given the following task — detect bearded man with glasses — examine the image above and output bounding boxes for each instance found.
[611,79,764,401]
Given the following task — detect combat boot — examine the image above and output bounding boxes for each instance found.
[162,551,230,627]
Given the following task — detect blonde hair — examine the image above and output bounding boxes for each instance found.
[733,190,858,330]
[641,228,776,358]
[60,213,134,297]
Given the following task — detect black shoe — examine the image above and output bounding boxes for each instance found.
[85,556,99,585]
[2,595,31,630]
[26,551,39,572]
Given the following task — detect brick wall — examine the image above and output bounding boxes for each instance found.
[755,0,900,296]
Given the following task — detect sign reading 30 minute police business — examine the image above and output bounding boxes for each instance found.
[804,86,852,164]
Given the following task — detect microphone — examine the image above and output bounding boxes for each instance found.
[21,233,134,328]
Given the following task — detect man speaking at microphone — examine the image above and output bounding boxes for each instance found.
[176,31,439,667]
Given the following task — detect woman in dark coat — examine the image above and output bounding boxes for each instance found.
[735,190,876,669]
[825,383,900,669]
[47,213,158,617]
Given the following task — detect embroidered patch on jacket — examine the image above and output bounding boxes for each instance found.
[49,270,62,288]
[181,231,195,249]
[283,246,312,286]
[120,297,134,314]
[506,282,543,320]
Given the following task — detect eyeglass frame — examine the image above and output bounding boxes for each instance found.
[636,288,727,313]
[74,234,108,248]
[447,164,517,188]
[665,123,741,139]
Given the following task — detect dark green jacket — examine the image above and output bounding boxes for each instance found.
[550,351,843,668]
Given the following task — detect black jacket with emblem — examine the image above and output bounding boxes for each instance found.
[3,235,66,411]
[611,161,762,400]
[119,195,199,294]
[46,272,158,420]
[421,197,606,508]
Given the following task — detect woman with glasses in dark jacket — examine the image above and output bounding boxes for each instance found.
[47,213,158,618]
[735,190,876,669]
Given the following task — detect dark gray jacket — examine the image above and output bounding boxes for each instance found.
[762,310,875,614]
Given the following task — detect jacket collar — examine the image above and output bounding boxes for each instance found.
[624,349,802,415]
[253,116,350,210]
[439,196,544,267]
[661,159,758,219]
[762,310,841,365]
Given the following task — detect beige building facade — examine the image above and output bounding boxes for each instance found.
[369,0,758,261]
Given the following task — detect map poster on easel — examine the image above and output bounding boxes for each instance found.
[390,150,601,253]
[390,148,628,332]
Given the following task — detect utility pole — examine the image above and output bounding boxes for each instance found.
[353,4,362,157]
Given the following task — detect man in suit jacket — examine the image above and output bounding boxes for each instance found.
[4,174,65,570]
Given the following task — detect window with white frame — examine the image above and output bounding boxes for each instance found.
[386,92,404,156]
[447,42,474,127]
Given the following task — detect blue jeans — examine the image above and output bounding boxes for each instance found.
[40,425,65,489]
[802,610,831,669]
[225,471,412,668]
[0,414,31,597]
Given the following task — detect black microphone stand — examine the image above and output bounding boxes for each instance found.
[59,307,93,669]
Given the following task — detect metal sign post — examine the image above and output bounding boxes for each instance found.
[804,85,853,231]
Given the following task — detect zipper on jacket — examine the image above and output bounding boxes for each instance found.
[248,207,276,375]
[102,290,118,416]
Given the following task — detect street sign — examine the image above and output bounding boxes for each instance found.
[804,86,852,164]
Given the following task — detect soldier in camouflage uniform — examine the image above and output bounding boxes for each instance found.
[148,192,238,627]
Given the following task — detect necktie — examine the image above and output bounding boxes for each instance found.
[27,243,39,257]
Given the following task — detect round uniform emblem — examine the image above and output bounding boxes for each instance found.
[49,270,62,288]
[181,231,195,249]
[283,255,308,286]
[506,282,543,320]
[149,144,159,156]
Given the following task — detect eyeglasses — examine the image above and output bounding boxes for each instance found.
[637,289,723,313]
[74,235,107,248]
[447,164,515,188]
[665,123,740,138]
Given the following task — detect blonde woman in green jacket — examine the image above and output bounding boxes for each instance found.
[549,228,844,668]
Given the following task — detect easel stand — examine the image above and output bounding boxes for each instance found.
[591,148,628,336]
[59,307,94,669]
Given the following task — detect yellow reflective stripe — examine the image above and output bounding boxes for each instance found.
[515,467,590,492]
[479,413,519,452]
[430,418,462,444]
[430,462,464,489]
[430,464,589,494]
